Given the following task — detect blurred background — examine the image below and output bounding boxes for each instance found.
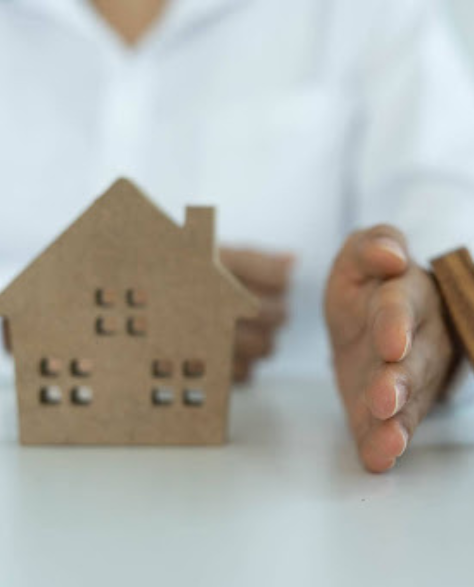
[447,0,474,66]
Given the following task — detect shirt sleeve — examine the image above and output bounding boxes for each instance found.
[352,0,474,404]
[353,0,474,265]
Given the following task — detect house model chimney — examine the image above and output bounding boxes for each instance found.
[185,207,215,258]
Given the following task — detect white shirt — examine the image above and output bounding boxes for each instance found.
[1,0,474,380]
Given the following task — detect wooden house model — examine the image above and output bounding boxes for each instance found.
[0,179,258,445]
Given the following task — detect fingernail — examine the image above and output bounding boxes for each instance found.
[393,382,408,417]
[399,331,412,361]
[374,237,407,263]
[397,425,409,457]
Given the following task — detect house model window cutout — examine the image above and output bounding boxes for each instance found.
[0,179,259,446]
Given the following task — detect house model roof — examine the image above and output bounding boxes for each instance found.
[0,178,258,318]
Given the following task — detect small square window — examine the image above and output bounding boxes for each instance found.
[96,316,118,335]
[40,357,62,377]
[183,360,205,378]
[127,289,148,307]
[183,389,205,407]
[96,289,116,307]
[128,317,147,336]
[152,387,174,406]
[152,360,173,378]
[71,359,93,377]
[71,386,93,406]
[40,386,62,405]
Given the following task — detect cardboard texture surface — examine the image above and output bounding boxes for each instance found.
[0,179,259,445]
[431,247,474,367]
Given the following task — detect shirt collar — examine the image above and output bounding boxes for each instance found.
[143,0,252,55]
[15,0,250,52]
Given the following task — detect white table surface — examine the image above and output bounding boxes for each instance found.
[1,375,474,587]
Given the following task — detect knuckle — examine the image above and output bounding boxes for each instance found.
[371,284,393,312]
[343,229,364,251]
[234,328,248,352]
[368,224,406,246]
[375,280,403,306]
[235,327,274,358]
[233,360,251,382]
[262,299,289,326]
[370,283,408,326]
[270,262,293,290]
[277,305,289,326]
[334,230,364,268]
[257,334,274,357]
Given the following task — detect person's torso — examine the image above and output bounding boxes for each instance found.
[0,0,377,376]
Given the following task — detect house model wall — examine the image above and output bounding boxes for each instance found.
[0,179,258,445]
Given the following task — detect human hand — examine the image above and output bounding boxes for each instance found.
[325,225,459,473]
[220,247,295,383]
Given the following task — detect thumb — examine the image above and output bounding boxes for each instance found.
[334,225,409,285]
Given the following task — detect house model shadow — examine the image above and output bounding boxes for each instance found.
[0,179,258,445]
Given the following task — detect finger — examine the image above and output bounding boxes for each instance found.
[235,323,274,359]
[366,276,447,418]
[365,329,436,421]
[362,370,442,473]
[233,359,252,383]
[348,398,401,473]
[365,364,410,421]
[369,268,436,363]
[220,248,295,294]
[241,296,288,330]
[395,320,453,435]
[359,418,408,473]
[362,321,452,471]
[334,225,409,285]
